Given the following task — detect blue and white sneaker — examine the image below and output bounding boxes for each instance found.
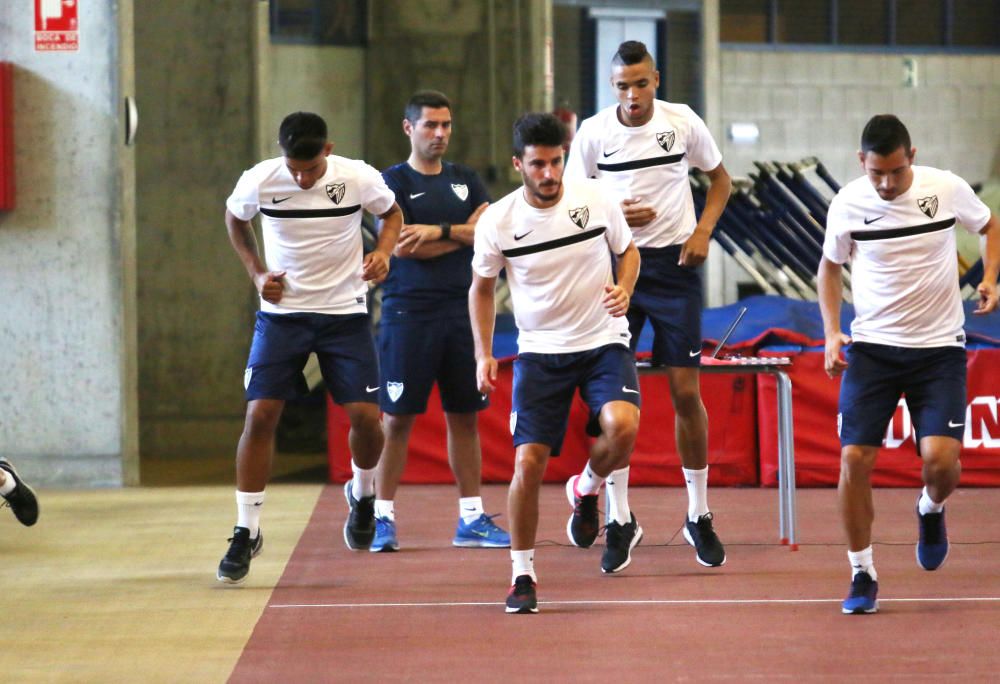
[452,513,511,548]
[916,500,949,571]
[841,572,879,614]
[370,517,399,553]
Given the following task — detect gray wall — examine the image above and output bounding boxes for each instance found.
[365,0,552,195]
[720,50,1000,186]
[134,0,258,461]
[0,2,137,486]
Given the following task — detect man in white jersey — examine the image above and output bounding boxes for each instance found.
[217,112,402,584]
[818,114,999,614]
[470,113,641,613]
[565,40,732,568]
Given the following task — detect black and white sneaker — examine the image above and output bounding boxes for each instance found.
[343,481,376,550]
[0,458,39,527]
[505,575,538,614]
[683,512,727,567]
[601,514,643,574]
[217,526,263,584]
[565,475,600,548]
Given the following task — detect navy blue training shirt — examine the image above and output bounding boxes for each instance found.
[380,161,490,319]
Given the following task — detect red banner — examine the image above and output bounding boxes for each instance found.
[758,348,1000,487]
[328,362,759,486]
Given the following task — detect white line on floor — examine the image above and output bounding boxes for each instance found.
[269,596,1000,609]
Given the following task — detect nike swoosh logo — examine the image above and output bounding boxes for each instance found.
[622,386,639,394]
[409,192,426,199]
[948,420,964,428]
[688,350,702,357]
[253,502,263,506]
[365,385,379,393]
[863,216,883,225]
[514,231,534,241]
[470,529,489,537]
[603,149,621,157]
[272,196,292,204]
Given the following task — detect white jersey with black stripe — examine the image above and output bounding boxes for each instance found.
[226,155,396,315]
[824,165,990,348]
[565,100,723,248]
[472,179,633,354]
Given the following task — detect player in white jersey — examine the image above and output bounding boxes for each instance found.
[217,112,402,584]
[470,113,640,613]
[818,114,999,614]
[565,40,732,568]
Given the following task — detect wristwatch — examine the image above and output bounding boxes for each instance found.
[439,222,452,240]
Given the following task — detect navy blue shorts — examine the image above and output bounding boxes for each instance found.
[511,344,640,456]
[377,313,488,415]
[244,312,380,404]
[838,342,967,447]
[627,245,703,367]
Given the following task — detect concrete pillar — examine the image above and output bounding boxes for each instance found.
[0,1,138,486]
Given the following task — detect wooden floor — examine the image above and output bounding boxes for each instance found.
[5,479,1000,682]
[0,483,322,682]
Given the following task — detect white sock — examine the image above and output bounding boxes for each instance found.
[0,472,15,497]
[575,462,605,496]
[351,462,376,499]
[236,490,265,538]
[374,499,395,521]
[511,549,536,582]
[848,546,877,581]
[605,466,631,525]
[459,496,484,524]
[918,487,945,515]
[683,466,710,521]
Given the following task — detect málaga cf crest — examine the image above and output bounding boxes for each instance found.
[917,195,938,219]
[569,206,589,229]
[451,184,469,201]
[656,131,675,152]
[326,183,346,204]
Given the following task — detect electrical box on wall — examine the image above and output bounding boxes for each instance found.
[0,62,13,210]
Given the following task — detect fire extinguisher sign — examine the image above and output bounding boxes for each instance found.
[35,0,79,52]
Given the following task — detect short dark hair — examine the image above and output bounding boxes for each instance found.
[278,112,328,160]
[404,90,452,123]
[612,40,654,67]
[512,112,566,158]
[860,114,912,157]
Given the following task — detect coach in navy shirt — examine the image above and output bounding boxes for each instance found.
[372,90,510,552]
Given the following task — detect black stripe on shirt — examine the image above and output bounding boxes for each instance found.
[502,226,607,258]
[850,217,955,241]
[596,153,686,172]
[260,205,362,218]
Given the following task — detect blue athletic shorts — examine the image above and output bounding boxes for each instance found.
[511,344,640,456]
[838,342,967,447]
[627,245,703,367]
[377,313,488,415]
[244,312,379,404]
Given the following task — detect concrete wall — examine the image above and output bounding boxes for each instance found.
[0,2,137,486]
[133,0,258,461]
[264,45,366,160]
[365,0,552,195]
[720,50,1000,186]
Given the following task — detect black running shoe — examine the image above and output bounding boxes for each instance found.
[505,574,538,614]
[683,512,726,567]
[0,458,39,527]
[565,475,600,548]
[343,481,376,550]
[601,513,643,574]
[217,526,263,584]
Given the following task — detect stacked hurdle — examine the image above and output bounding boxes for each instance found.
[692,156,986,301]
